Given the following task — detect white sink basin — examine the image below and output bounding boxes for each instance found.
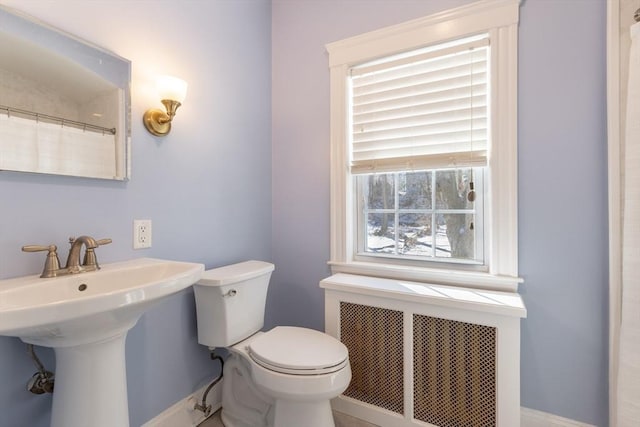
[0,257,204,344]
[0,257,204,427]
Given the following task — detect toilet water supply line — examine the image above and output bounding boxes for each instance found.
[194,350,225,417]
[26,344,55,394]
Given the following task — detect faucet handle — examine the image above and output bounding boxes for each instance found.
[82,238,112,270]
[22,244,56,253]
[21,245,61,278]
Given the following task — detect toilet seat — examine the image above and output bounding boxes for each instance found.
[248,326,348,376]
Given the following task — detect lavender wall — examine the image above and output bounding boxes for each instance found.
[518,0,608,424]
[0,0,608,426]
[270,0,608,426]
[0,1,271,426]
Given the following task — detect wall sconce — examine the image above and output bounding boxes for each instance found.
[143,75,188,136]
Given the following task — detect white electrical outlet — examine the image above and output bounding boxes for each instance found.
[133,219,152,249]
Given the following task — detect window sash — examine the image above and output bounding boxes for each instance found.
[355,168,485,266]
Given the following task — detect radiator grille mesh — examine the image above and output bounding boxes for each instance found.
[339,302,404,414]
[413,314,497,427]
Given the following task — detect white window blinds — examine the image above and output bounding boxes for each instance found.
[350,34,489,174]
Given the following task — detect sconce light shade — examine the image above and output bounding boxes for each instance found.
[157,75,188,104]
[143,75,188,137]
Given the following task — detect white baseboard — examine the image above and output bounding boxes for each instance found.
[141,381,222,427]
[142,384,592,427]
[521,407,597,427]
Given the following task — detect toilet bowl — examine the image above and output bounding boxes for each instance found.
[193,261,351,427]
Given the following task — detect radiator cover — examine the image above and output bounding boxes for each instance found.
[322,273,525,427]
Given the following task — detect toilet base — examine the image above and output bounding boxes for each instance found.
[220,353,272,427]
[273,400,335,427]
[219,332,350,427]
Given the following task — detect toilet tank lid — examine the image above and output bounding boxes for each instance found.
[197,260,274,286]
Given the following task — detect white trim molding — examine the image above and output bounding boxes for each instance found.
[329,261,522,292]
[141,382,222,427]
[326,0,519,68]
[606,1,622,427]
[326,0,522,291]
[521,407,597,427]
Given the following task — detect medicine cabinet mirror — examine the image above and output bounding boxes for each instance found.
[0,6,131,181]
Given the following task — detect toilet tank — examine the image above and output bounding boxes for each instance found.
[193,260,274,348]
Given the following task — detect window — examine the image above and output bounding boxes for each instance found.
[357,168,484,265]
[351,33,489,267]
[327,0,521,291]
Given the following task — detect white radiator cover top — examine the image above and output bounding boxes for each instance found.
[320,273,526,318]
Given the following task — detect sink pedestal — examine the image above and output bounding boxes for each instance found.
[50,331,130,427]
[23,317,139,427]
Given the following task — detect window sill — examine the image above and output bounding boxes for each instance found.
[328,261,523,293]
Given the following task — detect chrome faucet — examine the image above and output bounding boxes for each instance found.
[22,236,112,278]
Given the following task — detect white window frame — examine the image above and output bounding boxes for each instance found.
[327,0,521,292]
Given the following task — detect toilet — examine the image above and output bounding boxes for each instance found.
[193,261,351,427]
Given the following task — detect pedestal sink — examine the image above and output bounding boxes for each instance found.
[0,257,204,427]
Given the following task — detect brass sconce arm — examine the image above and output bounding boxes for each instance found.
[143,75,187,137]
[143,100,182,136]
